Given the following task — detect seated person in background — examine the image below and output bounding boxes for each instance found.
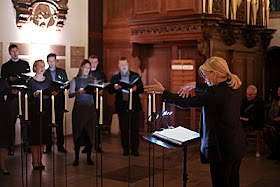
[240,85,265,132]
[264,85,280,160]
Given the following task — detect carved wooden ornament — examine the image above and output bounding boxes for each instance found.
[12,0,68,30]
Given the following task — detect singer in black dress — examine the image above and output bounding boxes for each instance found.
[28,60,52,170]
[69,59,97,166]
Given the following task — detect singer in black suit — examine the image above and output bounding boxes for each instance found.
[44,53,68,153]
[0,44,31,156]
[87,54,107,153]
[145,57,247,187]
[0,78,12,175]
[108,57,144,156]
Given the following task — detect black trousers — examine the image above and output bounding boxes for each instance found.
[46,111,65,149]
[210,160,242,187]
[118,110,140,153]
[7,97,19,149]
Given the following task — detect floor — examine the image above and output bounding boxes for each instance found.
[1,134,280,187]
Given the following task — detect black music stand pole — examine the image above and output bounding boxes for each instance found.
[23,119,31,187]
[183,146,188,187]
[63,110,69,187]
[127,108,134,187]
[99,122,105,187]
[147,112,157,187]
[39,111,43,187]
[18,115,25,187]
[49,122,58,187]
[95,108,99,187]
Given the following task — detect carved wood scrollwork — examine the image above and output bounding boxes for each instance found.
[202,22,218,40]
[12,0,68,29]
[131,24,201,36]
[236,0,245,21]
[261,29,277,49]
[218,25,241,46]
[241,28,261,48]
[197,39,210,59]
[212,0,223,14]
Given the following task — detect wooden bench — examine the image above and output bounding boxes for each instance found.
[246,130,263,157]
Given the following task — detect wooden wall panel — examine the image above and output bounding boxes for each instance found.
[232,55,246,93]
[49,45,66,56]
[104,0,132,26]
[134,0,161,14]
[57,59,66,70]
[132,0,199,18]
[166,0,194,12]
[70,46,85,68]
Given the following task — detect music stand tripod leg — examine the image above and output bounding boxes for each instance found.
[182,146,188,187]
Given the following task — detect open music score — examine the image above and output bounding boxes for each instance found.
[152,126,200,146]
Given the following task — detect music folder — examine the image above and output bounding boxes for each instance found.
[43,80,70,95]
[10,85,28,90]
[84,82,111,95]
[152,126,200,146]
[117,76,141,89]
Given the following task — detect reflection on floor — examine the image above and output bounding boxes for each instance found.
[0,134,280,187]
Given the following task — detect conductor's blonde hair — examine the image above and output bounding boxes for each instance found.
[199,56,242,89]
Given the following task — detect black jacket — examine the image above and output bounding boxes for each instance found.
[240,97,264,129]
[44,68,68,83]
[44,68,68,113]
[162,81,246,164]
[108,71,144,113]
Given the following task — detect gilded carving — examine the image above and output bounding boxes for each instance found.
[12,0,68,29]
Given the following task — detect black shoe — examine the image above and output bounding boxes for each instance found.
[8,148,14,156]
[58,147,67,153]
[24,147,31,153]
[87,158,94,165]
[0,169,10,176]
[72,159,79,166]
[40,165,45,170]
[123,150,129,156]
[44,147,51,154]
[131,151,139,157]
[82,147,87,154]
[95,146,102,153]
[33,166,41,170]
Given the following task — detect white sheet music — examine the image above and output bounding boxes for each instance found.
[152,126,200,145]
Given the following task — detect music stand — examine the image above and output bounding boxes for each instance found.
[143,129,200,187]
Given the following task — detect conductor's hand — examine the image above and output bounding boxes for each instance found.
[114,84,122,90]
[11,89,19,95]
[9,76,17,82]
[178,82,196,98]
[240,116,249,121]
[51,91,59,96]
[132,85,137,92]
[144,79,165,94]
[98,89,104,96]
[34,90,41,97]
[273,117,280,121]
[78,88,86,94]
